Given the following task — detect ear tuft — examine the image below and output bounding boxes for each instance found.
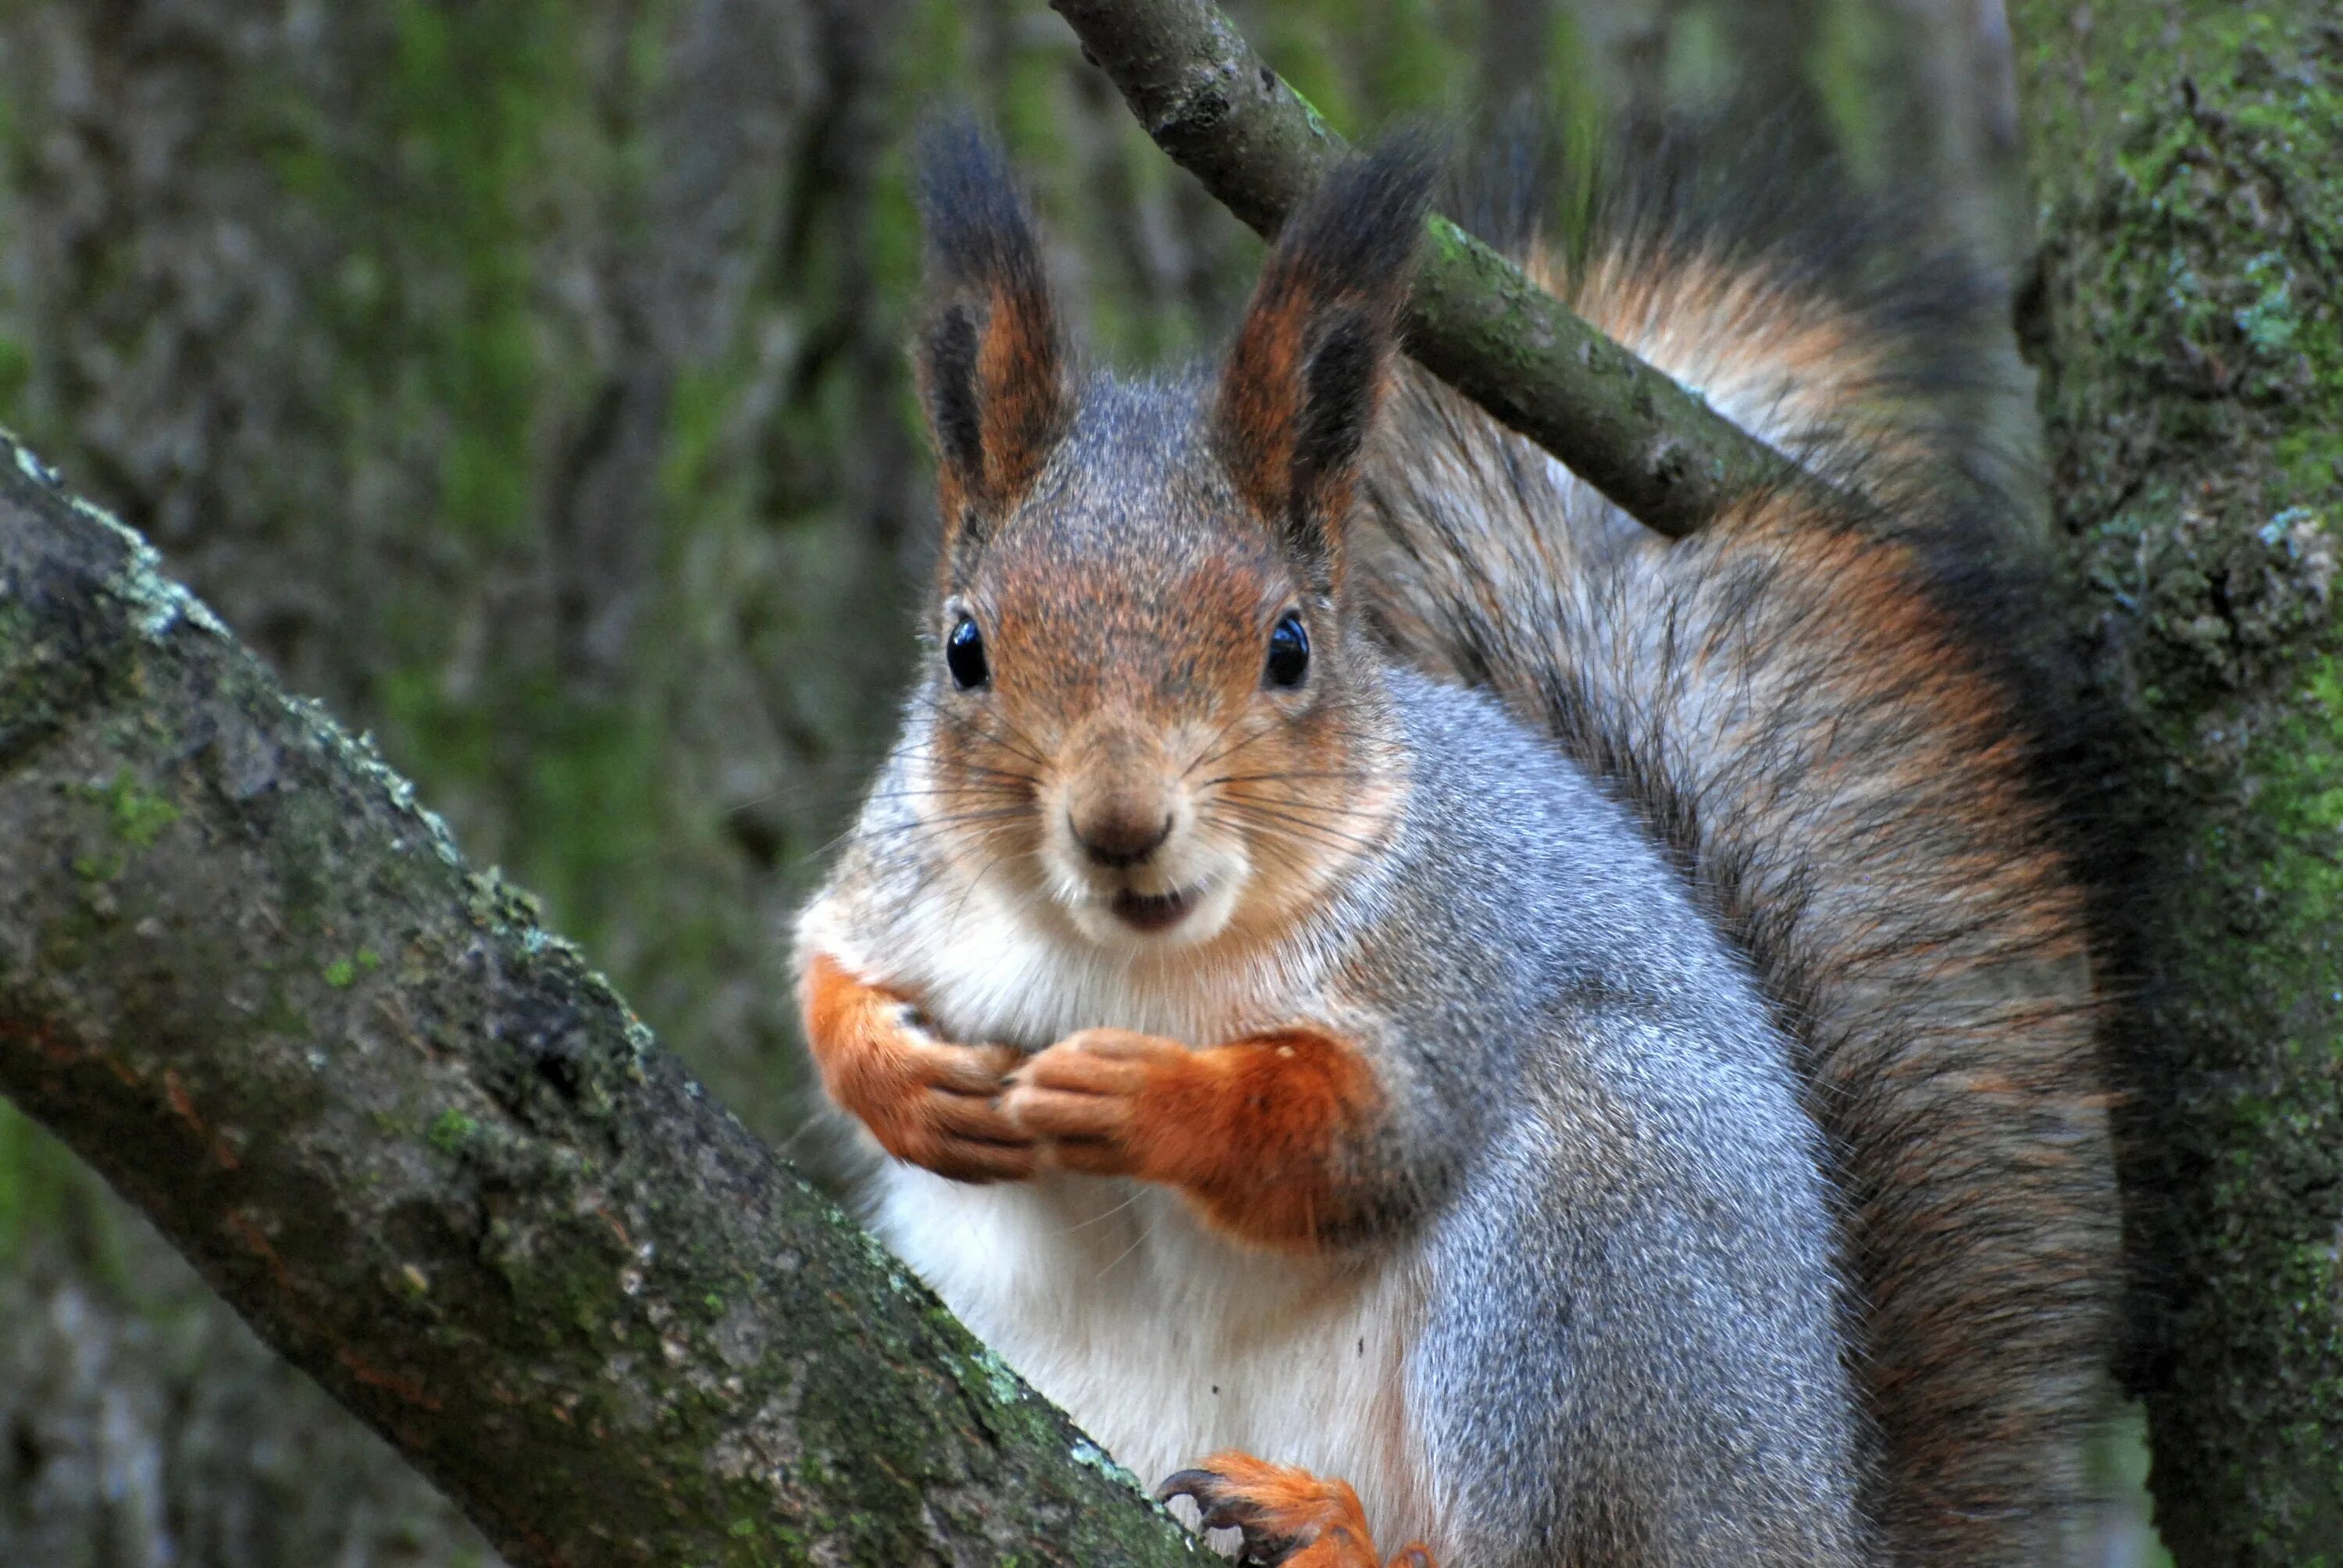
[1218,137,1439,565]
[912,119,1070,540]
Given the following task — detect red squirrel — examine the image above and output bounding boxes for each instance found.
[793,127,2116,1566]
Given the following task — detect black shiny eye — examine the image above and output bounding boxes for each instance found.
[946,615,990,690]
[1264,611,1310,690]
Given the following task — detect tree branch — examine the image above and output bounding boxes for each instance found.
[0,439,1197,1567]
[1047,0,1792,540]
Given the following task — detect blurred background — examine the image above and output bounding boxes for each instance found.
[0,0,2157,1562]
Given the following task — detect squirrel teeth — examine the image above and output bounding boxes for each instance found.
[1111,886,1196,934]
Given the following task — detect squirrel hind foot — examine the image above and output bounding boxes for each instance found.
[1157,1452,1435,1568]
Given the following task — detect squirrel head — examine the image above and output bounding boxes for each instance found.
[903,127,1432,953]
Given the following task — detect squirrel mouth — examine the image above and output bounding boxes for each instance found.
[1111,886,1195,933]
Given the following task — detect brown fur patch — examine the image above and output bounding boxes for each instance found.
[1526,240,1970,497]
[1220,271,1313,522]
[1214,143,1430,562]
[971,277,1066,507]
[910,125,1070,539]
[921,484,1407,966]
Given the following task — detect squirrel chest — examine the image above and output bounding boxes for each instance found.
[871,889,1435,1547]
[837,873,1437,1548]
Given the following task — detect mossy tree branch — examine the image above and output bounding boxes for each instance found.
[1047,0,1793,540]
[0,440,1198,1567]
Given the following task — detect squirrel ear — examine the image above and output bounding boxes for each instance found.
[911,121,1070,546]
[1217,137,1435,572]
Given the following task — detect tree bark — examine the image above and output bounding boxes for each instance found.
[2013,2,2343,1559]
[0,5,918,1552]
[0,441,1197,1567]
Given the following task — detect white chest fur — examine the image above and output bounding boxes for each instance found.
[870,1167,1429,1550]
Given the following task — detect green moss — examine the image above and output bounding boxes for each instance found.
[1356,0,1470,119]
[0,336,29,414]
[1659,4,1731,116]
[242,0,684,1015]
[1068,1436,1148,1496]
[426,1109,480,1155]
[0,1102,73,1261]
[376,0,569,547]
[1257,8,1357,136]
[69,764,181,848]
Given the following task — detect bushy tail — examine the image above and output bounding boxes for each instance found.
[1361,140,2117,1564]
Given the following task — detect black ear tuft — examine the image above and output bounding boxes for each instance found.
[911,117,1070,540]
[1267,134,1442,317]
[915,119,1048,309]
[1218,135,1439,569]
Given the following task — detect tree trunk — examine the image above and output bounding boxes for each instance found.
[0,443,1200,1566]
[2013,2,2343,1559]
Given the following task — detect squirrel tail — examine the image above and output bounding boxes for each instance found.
[1362,130,2118,1563]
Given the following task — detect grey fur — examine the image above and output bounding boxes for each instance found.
[1363,675,1870,1564]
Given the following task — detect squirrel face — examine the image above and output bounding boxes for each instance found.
[904,130,1432,956]
[918,387,1403,952]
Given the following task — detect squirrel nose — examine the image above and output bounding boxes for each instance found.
[1070,805,1174,868]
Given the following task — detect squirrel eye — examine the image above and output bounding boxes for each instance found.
[1264,611,1310,690]
[946,614,990,690]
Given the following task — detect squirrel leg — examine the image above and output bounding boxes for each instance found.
[1157,1452,1435,1568]
[1000,1025,1384,1250]
[797,952,1033,1182]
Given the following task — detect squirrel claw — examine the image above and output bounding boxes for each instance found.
[1155,1453,1430,1568]
[1157,1466,1298,1562]
[1156,1466,1275,1537]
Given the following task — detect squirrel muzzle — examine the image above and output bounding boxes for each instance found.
[1048,720,1243,945]
[1063,725,1176,869]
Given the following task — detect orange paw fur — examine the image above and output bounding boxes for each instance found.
[798,953,1032,1182]
[1157,1452,1435,1568]
[1000,1025,1381,1249]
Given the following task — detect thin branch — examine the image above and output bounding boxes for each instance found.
[1048,0,1796,540]
[0,438,1197,1568]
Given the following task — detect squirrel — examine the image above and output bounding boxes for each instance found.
[793,124,2117,1566]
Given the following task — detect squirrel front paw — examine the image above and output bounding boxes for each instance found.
[1157,1452,1435,1568]
[840,1022,1032,1183]
[1004,1023,1387,1250]
[1000,1027,1187,1179]
[800,953,1033,1182]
